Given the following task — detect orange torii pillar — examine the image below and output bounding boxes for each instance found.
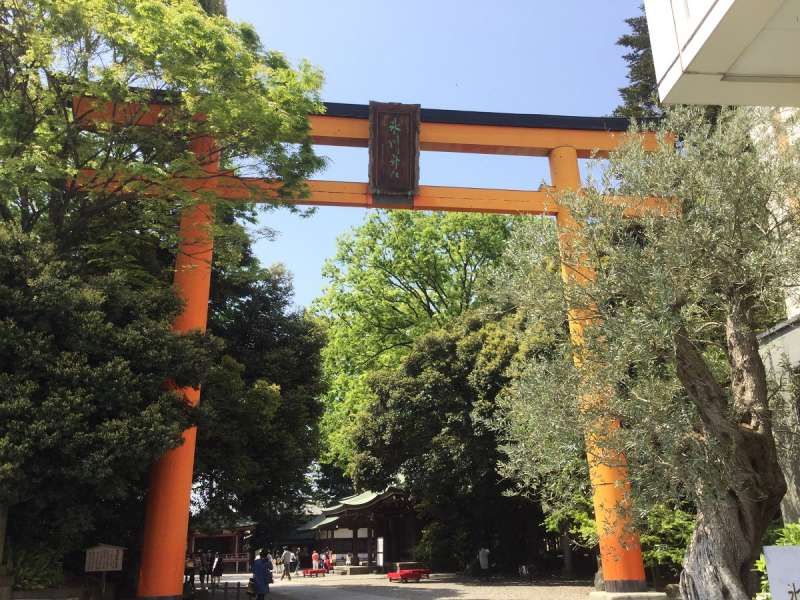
[137,136,219,600]
[549,147,648,595]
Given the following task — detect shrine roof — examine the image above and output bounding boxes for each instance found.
[297,514,340,532]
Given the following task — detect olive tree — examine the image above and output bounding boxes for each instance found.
[495,106,800,600]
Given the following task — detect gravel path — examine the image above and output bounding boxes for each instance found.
[254,573,592,600]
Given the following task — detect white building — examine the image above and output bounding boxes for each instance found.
[644,0,800,106]
[759,317,800,522]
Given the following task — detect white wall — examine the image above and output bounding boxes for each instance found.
[644,0,800,105]
[331,528,368,539]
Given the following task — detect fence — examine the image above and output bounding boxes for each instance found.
[189,581,248,600]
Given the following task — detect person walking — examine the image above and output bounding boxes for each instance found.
[289,549,298,575]
[211,552,224,585]
[201,550,214,587]
[311,549,319,570]
[185,553,196,589]
[265,552,274,586]
[193,552,204,588]
[295,547,303,573]
[252,551,272,599]
[280,546,293,581]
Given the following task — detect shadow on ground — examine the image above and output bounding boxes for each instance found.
[263,574,593,599]
[268,583,466,599]
[444,576,593,588]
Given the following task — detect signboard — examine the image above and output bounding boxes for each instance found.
[85,544,125,572]
[376,537,384,568]
[764,545,800,599]
[368,102,420,207]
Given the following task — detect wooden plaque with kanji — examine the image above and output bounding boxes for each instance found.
[368,102,421,206]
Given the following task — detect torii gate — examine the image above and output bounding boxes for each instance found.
[73,97,664,597]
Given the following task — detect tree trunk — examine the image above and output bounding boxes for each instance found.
[674,312,786,600]
[679,454,784,600]
[559,522,574,578]
[0,504,6,568]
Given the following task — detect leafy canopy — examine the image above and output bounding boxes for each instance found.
[0,223,217,556]
[0,0,325,567]
[314,211,513,473]
[1,0,324,248]
[353,311,539,571]
[195,263,325,532]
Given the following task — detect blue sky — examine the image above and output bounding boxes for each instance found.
[226,0,641,307]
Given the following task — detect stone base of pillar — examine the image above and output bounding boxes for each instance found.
[589,592,667,600]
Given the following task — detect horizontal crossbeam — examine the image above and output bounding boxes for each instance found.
[71,95,671,216]
[76,171,672,217]
[309,116,658,158]
[220,178,560,214]
[72,97,660,158]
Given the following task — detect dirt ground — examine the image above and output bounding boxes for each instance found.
[222,572,593,600]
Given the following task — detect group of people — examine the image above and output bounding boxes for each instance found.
[250,546,343,597]
[311,548,336,571]
[184,550,224,588]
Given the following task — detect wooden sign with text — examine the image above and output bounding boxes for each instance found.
[368,102,420,207]
[85,544,125,572]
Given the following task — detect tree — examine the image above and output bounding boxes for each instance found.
[1,0,323,245]
[0,223,216,571]
[614,5,661,120]
[0,0,323,574]
[315,211,513,474]
[194,263,325,533]
[352,312,545,571]
[306,462,355,505]
[188,192,326,530]
[494,107,800,599]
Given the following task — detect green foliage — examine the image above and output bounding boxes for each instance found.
[0,0,325,575]
[494,106,800,594]
[755,521,800,600]
[1,0,324,247]
[492,218,592,528]
[315,211,513,474]
[352,312,541,571]
[0,223,217,558]
[353,313,521,488]
[614,5,660,120]
[639,506,694,570]
[540,497,693,572]
[195,264,326,529]
[413,521,468,572]
[9,547,64,590]
[306,462,354,505]
[542,502,597,550]
[198,0,226,16]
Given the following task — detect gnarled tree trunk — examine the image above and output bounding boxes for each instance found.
[679,442,784,600]
[674,303,786,600]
